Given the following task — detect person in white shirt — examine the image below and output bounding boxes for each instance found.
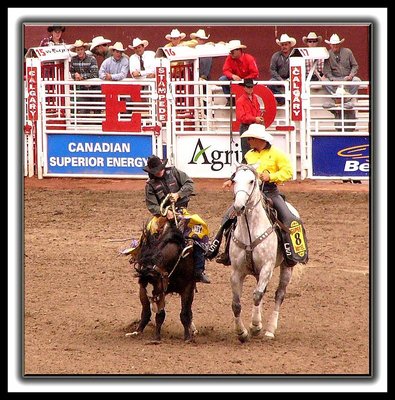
[128,38,156,79]
[99,42,129,81]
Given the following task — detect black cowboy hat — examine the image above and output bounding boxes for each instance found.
[47,25,66,33]
[143,155,168,174]
[240,78,257,88]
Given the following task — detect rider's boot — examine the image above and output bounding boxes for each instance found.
[194,244,211,283]
[206,214,235,260]
[215,228,231,266]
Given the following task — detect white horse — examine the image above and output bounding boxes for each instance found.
[230,164,297,342]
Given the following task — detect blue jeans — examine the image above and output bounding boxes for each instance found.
[219,75,231,95]
[193,244,206,273]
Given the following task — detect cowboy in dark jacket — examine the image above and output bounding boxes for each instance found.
[142,155,210,284]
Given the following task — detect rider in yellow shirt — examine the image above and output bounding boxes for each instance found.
[206,124,308,266]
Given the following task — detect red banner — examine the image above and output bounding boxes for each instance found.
[156,66,168,122]
[290,66,302,121]
[26,67,38,121]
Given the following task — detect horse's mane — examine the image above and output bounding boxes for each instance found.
[135,223,186,277]
[235,163,259,178]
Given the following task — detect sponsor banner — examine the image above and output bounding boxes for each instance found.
[312,136,369,177]
[46,134,153,175]
[175,134,287,178]
[30,46,70,61]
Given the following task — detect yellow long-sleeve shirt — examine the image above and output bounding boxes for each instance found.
[245,146,293,184]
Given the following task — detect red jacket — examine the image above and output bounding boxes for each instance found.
[236,93,262,125]
[222,53,259,79]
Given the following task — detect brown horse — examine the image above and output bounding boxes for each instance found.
[128,223,197,342]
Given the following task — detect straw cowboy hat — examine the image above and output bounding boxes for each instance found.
[240,124,273,144]
[190,29,210,40]
[240,78,257,88]
[47,25,65,33]
[165,29,186,40]
[325,33,345,45]
[302,32,322,44]
[128,38,149,50]
[69,39,89,50]
[227,40,247,52]
[90,36,111,51]
[109,42,127,52]
[276,34,297,47]
[143,156,168,174]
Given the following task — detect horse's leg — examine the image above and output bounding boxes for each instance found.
[154,309,166,341]
[265,262,293,339]
[230,269,249,342]
[180,284,195,342]
[249,285,267,336]
[250,261,274,336]
[130,285,151,335]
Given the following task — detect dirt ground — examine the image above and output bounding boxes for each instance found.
[23,177,370,378]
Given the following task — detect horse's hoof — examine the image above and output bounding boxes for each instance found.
[249,324,262,336]
[125,331,139,337]
[191,322,198,335]
[264,331,275,339]
[237,331,250,343]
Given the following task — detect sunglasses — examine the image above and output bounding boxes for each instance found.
[307,40,318,43]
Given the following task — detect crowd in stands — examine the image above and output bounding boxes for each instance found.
[34,25,361,111]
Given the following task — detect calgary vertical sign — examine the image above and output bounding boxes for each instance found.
[26,67,38,121]
[290,65,302,121]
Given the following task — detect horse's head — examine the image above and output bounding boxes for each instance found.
[232,164,261,216]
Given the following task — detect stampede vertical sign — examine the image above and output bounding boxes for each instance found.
[26,67,38,121]
[290,65,302,121]
[156,66,168,123]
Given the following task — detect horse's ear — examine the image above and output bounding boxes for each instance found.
[251,162,260,171]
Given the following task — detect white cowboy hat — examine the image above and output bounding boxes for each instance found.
[302,32,322,44]
[128,37,149,50]
[276,34,297,47]
[190,29,210,40]
[109,42,127,52]
[227,40,247,52]
[90,36,111,51]
[69,39,89,50]
[165,29,186,40]
[325,34,345,45]
[240,124,273,144]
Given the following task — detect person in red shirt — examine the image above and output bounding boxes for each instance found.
[236,78,265,157]
[219,40,259,106]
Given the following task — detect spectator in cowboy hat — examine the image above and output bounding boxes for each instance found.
[69,40,99,115]
[99,42,129,80]
[219,39,259,106]
[40,25,66,47]
[268,33,297,106]
[236,78,265,157]
[189,28,213,80]
[164,28,197,48]
[128,37,156,79]
[322,33,361,109]
[302,32,324,80]
[90,35,112,60]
